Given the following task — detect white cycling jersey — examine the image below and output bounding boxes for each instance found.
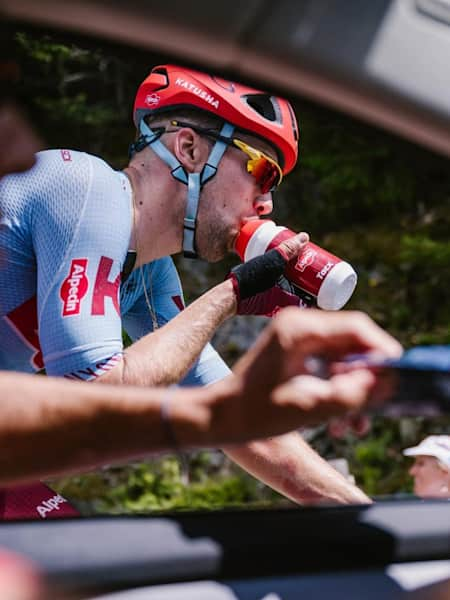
[0,148,232,520]
[0,149,230,385]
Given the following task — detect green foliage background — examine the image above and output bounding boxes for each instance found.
[6,26,449,513]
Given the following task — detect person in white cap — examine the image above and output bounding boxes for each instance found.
[403,435,450,499]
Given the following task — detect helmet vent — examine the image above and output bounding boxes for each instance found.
[287,102,299,142]
[153,66,168,77]
[242,94,281,123]
[150,66,169,90]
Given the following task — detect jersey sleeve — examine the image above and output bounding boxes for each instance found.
[32,150,132,379]
[122,257,231,387]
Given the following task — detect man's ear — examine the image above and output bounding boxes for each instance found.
[172,128,209,173]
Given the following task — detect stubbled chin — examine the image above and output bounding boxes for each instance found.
[198,244,227,263]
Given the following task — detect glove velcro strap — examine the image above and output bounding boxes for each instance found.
[228,248,287,301]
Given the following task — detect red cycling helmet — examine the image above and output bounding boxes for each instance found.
[133,64,299,174]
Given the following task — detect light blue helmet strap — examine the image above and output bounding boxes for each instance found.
[200,122,235,185]
[183,122,235,257]
[183,173,201,257]
[139,120,189,184]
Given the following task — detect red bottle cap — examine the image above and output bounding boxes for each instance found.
[235,220,267,259]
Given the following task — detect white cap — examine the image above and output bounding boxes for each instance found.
[241,220,285,261]
[317,261,358,310]
[403,435,450,469]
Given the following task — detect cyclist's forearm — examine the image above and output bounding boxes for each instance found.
[0,372,216,484]
[97,280,237,387]
[224,432,371,505]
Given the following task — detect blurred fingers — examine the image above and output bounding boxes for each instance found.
[273,368,377,426]
[273,308,403,361]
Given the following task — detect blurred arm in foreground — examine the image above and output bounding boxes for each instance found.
[0,309,402,486]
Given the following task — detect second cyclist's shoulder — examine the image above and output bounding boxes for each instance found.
[35,148,116,180]
[0,149,123,223]
[0,149,115,193]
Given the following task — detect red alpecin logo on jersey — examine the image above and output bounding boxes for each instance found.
[60,259,89,316]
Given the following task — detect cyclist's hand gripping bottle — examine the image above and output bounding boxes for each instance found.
[235,220,357,310]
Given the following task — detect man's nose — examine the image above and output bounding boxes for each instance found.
[254,193,273,216]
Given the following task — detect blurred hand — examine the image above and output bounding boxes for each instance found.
[0,549,44,600]
[209,309,403,444]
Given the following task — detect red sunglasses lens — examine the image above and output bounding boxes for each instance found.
[251,158,280,194]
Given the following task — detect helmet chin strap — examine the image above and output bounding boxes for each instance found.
[135,119,234,258]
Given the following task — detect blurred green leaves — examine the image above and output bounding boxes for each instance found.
[52,453,281,515]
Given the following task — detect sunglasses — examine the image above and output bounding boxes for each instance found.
[169,120,283,193]
[231,138,283,194]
